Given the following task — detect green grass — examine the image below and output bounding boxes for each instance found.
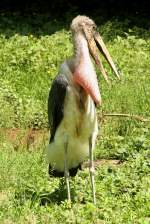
[0,14,150,223]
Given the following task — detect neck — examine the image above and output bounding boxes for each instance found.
[73,32,91,66]
[66,32,101,104]
[66,32,95,81]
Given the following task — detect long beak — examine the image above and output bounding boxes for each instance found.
[83,26,120,83]
[87,36,110,84]
[94,32,120,80]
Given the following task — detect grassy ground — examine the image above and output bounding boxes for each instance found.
[0,14,150,223]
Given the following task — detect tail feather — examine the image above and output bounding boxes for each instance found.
[49,164,82,177]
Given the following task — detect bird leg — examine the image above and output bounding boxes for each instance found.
[64,139,71,202]
[89,135,96,205]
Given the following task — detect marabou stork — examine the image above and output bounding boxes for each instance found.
[47,15,119,204]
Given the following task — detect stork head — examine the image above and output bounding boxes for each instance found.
[70,15,120,86]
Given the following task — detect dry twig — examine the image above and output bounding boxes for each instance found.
[101,113,150,122]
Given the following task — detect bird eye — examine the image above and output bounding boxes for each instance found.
[92,25,97,30]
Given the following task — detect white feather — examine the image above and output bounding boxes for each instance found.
[46,63,98,172]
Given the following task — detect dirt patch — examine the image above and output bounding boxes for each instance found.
[0,190,9,206]
[0,128,49,151]
[82,159,121,169]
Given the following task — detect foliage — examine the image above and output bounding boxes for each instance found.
[0,136,149,223]
[0,14,150,223]
[0,15,149,129]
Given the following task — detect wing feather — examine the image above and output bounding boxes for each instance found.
[48,74,68,142]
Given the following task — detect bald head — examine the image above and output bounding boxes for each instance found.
[70,15,96,34]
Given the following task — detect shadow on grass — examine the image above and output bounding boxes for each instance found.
[0,14,67,37]
[38,187,74,206]
[14,182,76,207]
[0,11,150,40]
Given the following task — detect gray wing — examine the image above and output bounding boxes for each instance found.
[48,74,68,143]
